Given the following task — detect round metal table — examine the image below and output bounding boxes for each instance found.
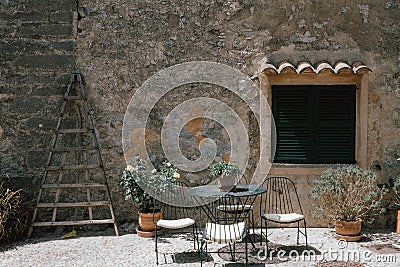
[187,184,266,221]
[187,184,267,198]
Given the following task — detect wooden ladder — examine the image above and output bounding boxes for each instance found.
[28,70,119,237]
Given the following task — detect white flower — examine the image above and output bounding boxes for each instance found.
[151,169,157,174]
[166,162,171,167]
[173,172,180,179]
[126,165,134,172]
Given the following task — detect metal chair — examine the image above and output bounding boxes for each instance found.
[200,194,250,266]
[216,175,256,239]
[259,176,308,251]
[153,181,199,265]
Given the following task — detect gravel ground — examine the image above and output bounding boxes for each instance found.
[1,228,400,267]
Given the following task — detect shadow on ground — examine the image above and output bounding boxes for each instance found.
[173,251,214,263]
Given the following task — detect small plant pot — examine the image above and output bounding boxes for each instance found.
[136,227,163,237]
[218,175,237,192]
[334,218,362,241]
[138,209,162,232]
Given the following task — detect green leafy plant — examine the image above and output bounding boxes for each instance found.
[310,165,386,222]
[120,155,179,212]
[208,161,241,178]
[0,181,31,244]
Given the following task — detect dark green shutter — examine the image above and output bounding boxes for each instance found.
[272,85,356,164]
[272,87,310,163]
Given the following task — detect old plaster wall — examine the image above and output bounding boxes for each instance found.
[1,0,400,227]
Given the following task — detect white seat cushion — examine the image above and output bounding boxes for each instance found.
[204,221,245,243]
[217,204,253,212]
[263,213,304,223]
[156,218,195,229]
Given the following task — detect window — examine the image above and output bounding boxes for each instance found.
[272,85,356,164]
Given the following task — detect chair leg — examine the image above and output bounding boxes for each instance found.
[251,209,255,236]
[155,227,159,265]
[200,240,203,267]
[297,221,300,245]
[245,229,248,267]
[228,243,235,261]
[265,220,269,254]
[192,224,197,250]
[303,219,308,248]
[260,218,263,246]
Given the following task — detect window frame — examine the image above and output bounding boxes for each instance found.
[259,70,369,175]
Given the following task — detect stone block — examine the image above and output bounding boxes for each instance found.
[0,73,70,88]
[23,117,57,129]
[8,97,59,114]
[52,40,76,52]
[0,86,32,95]
[0,40,75,55]
[19,23,74,37]
[13,11,49,21]
[15,54,74,70]
[33,85,67,96]
[26,0,76,12]
[49,11,74,23]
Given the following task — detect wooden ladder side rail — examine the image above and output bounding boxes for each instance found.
[28,75,74,237]
[77,73,119,236]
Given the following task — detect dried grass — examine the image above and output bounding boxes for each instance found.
[0,182,32,244]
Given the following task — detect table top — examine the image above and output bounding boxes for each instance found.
[187,184,267,198]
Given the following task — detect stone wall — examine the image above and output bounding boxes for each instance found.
[0,0,76,192]
[1,0,400,227]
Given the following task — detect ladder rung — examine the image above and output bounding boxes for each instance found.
[50,146,98,152]
[41,183,106,189]
[57,129,94,134]
[37,201,110,208]
[32,219,114,227]
[64,96,86,100]
[46,164,101,171]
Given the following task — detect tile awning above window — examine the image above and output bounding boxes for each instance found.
[260,62,371,75]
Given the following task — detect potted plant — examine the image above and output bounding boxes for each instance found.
[120,155,180,237]
[310,165,385,241]
[208,161,241,191]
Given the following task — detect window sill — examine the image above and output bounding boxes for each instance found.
[272,163,349,168]
[269,164,340,176]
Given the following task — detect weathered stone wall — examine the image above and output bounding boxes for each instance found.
[1,0,400,227]
[0,0,76,193]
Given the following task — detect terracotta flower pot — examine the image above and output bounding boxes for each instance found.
[138,209,162,232]
[334,218,362,241]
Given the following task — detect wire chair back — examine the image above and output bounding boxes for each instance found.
[261,176,304,216]
[155,180,197,221]
[203,194,248,243]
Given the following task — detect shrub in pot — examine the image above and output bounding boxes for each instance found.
[310,165,385,241]
[390,158,400,233]
[208,161,241,191]
[120,156,179,236]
